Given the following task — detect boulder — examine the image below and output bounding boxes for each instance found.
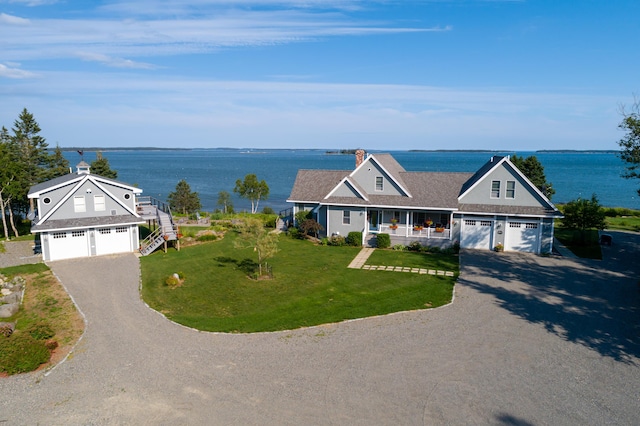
[0,302,19,318]
[0,292,21,304]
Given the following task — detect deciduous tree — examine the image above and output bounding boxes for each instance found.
[233,174,269,214]
[234,218,279,277]
[617,97,640,196]
[561,194,606,231]
[216,190,234,214]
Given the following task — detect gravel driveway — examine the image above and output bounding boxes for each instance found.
[2,232,639,425]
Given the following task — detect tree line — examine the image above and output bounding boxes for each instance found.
[0,108,117,240]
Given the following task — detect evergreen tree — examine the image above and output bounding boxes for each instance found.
[167,179,201,215]
[90,151,118,179]
[510,154,555,200]
[47,145,71,179]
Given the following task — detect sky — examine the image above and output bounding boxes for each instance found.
[1,0,638,151]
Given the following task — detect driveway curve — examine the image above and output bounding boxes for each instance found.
[2,232,639,425]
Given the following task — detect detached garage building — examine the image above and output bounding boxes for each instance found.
[28,162,145,262]
[288,151,562,254]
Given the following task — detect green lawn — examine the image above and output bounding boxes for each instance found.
[554,228,602,259]
[606,216,640,232]
[366,249,459,272]
[140,234,456,333]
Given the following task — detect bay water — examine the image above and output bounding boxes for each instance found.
[64,150,639,213]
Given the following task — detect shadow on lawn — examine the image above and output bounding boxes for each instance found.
[459,232,640,364]
[214,256,258,276]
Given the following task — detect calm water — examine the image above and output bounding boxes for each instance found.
[64,150,639,212]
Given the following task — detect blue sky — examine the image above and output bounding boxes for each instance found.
[1,0,638,150]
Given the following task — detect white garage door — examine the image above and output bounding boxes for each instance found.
[461,219,493,250]
[505,221,540,253]
[47,230,90,261]
[95,226,133,256]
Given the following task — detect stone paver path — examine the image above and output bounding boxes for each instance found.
[349,247,455,276]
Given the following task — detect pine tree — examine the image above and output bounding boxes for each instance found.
[90,151,118,179]
[510,154,555,200]
[167,179,201,215]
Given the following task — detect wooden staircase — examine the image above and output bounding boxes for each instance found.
[138,197,179,256]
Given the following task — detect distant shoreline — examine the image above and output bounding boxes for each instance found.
[55,147,621,154]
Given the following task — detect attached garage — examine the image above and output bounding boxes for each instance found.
[504,221,540,253]
[45,230,90,261]
[460,218,494,250]
[94,226,135,256]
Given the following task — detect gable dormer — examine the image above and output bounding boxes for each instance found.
[349,154,411,197]
[458,156,555,209]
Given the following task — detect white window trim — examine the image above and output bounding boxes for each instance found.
[74,196,86,213]
[491,180,500,199]
[343,210,351,225]
[506,181,515,199]
[375,176,383,191]
[94,194,106,211]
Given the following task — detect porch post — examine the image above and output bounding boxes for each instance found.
[449,212,454,240]
[405,210,410,237]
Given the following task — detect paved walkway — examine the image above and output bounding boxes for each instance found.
[2,233,639,425]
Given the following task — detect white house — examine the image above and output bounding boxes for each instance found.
[28,162,145,261]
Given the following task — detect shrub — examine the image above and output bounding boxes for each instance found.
[0,332,51,375]
[196,234,218,242]
[320,237,328,246]
[0,323,15,337]
[287,227,301,239]
[300,219,324,238]
[295,210,311,226]
[346,232,362,247]
[407,241,422,252]
[25,321,55,341]
[376,233,390,249]
[392,244,406,251]
[262,206,275,215]
[327,235,346,246]
[165,275,182,289]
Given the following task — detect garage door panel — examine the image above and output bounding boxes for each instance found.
[48,231,89,261]
[505,221,539,253]
[461,219,493,250]
[95,227,132,256]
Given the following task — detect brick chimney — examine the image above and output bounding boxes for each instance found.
[355,149,365,168]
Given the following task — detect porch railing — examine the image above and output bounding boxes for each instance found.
[381,225,451,240]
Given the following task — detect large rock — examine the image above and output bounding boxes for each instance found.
[0,292,21,304]
[0,302,19,318]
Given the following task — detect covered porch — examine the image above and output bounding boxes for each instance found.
[363,208,456,247]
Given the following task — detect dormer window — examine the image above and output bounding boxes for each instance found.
[506,181,515,199]
[491,181,500,198]
[74,196,86,212]
[375,176,383,191]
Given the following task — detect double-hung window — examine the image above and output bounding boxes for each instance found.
[343,210,351,225]
[94,195,106,211]
[375,176,383,191]
[491,181,500,198]
[506,181,515,199]
[74,196,86,213]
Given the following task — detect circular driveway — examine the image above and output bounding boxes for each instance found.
[2,232,639,425]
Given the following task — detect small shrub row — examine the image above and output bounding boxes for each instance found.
[0,332,52,375]
[379,239,461,255]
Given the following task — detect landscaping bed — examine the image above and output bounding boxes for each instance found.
[141,233,457,333]
[0,264,84,376]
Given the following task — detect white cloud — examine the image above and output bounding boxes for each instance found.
[76,52,157,69]
[0,63,37,78]
[0,13,31,25]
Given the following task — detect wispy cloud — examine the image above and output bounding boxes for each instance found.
[0,63,38,78]
[75,52,157,69]
[0,12,30,25]
[1,6,446,62]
